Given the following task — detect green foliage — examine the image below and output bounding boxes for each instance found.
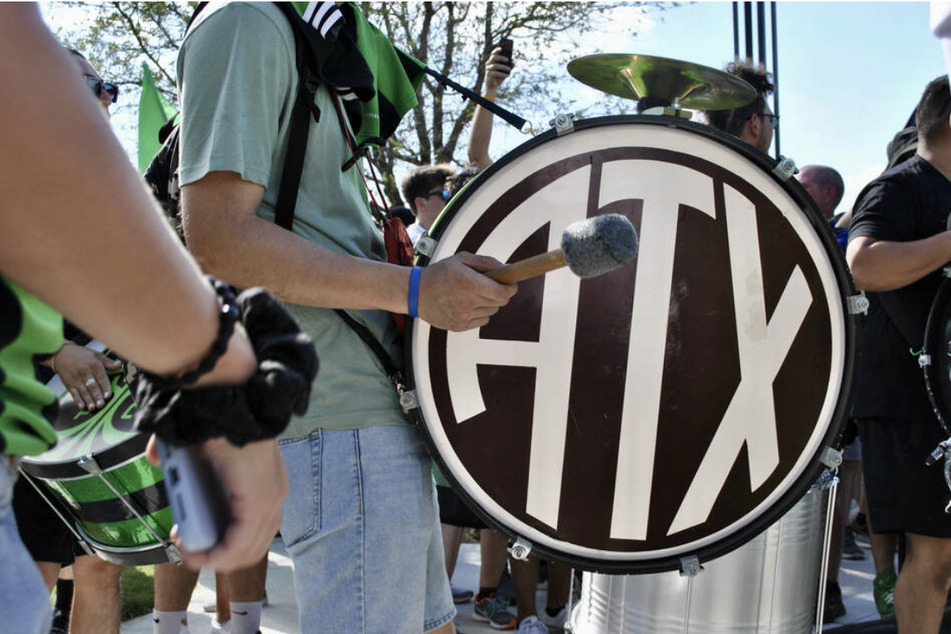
[51,1,192,105]
[362,1,669,202]
[46,1,672,203]
[120,565,156,622]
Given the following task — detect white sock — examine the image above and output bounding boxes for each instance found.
[152,609,188,634]
[230,600,263,634]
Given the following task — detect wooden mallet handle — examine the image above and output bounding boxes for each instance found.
[486,250,567,284]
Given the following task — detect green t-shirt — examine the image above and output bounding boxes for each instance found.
[0,275,61,455]
[177,2,406,435]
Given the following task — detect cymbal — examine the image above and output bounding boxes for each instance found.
[567,54,756,112]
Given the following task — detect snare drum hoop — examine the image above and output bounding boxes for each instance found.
[923,273,951,435]
[409,115,857,572]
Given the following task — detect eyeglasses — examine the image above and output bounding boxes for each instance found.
[425,189,451,202]
[84,75,119,104]
[759,113,779,129]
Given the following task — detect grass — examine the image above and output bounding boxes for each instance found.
[120,565,156,622]
[49,564,156,623]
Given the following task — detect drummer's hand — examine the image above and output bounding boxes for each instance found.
[145,436,288,572]
[418,252,517,331]
[484,47,513,93]
[50,342,122,411]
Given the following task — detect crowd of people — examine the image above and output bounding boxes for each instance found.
[6,3,951,634]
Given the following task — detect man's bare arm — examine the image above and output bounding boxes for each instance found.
[847,233,951,291]
[182,171,517,331]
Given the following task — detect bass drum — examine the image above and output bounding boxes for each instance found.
[407,114,859,574]
[20,343,177,565]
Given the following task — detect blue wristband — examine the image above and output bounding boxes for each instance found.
[408,266,423,318]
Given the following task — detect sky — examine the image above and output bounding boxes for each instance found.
[489,1,947,214]
[43,2,947,214]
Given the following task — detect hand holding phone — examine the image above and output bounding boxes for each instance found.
[499,38,514,69]
[157,439,230,552]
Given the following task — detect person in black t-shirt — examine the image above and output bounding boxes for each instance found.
[847,75,951,634]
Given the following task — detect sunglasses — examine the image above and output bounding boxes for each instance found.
[84,75,119,104]
[759,113,779,129]
[425,189,451,202]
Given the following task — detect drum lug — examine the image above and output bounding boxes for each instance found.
[164,544,184,565]
[848,291,869,315]
[399,388,419,414]
[508,537,533,561]
[77,453,102,475]
[679,555,703,577]
[920,353,932,369]
[819,446,843,469]
[943,265,951,278]
[415,234,436,257]
[772,155,798,181]
[549,113,576,136]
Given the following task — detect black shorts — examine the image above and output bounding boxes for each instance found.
[858,417,951,537]
[436,484,486,529]
[13,476,83,565]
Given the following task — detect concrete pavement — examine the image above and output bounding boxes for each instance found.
[121,535,888,634]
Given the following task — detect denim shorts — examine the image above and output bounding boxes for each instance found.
[0,458,53,633]
[279,426,455,633]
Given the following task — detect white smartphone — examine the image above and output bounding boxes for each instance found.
[157,439,230,552]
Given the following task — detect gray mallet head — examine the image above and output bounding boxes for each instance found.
[561,214,639,278]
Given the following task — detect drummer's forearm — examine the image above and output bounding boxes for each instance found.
[0,6,250,382]
[182,173,414,315]
[847,233,951,291]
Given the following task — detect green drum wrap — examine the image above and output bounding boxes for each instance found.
[20,346,175,565]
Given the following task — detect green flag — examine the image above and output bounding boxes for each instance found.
[137,63,177,173]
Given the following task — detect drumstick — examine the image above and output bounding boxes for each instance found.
[487,214,638,284]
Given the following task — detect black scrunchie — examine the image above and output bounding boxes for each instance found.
[134,286,319,447]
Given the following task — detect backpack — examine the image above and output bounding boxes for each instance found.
[144,2,332,237]
[143,1,416,349]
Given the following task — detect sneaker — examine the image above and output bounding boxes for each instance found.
[210,620,231,634]
[516,616,550,634]
[873,568,897,616]
[473,594,517,630]
[842,526,866,561]
[451,585,474,604]
[539,606,566,631]
[823,581,846,623]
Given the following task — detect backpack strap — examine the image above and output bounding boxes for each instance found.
[273,2,324,231]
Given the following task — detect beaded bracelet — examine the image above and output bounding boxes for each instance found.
[134,285,319,447]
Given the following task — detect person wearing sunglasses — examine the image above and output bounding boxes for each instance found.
[67,48,118,113]
[0,6,293,632]
[701,59,776,154]
[400,163,456,243]
[8,45,128,634]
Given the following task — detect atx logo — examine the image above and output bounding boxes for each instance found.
[422,125,844,559]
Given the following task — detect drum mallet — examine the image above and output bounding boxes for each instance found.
[486,214,638,284]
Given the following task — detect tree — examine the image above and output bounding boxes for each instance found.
[55,1,190,103]
[48,1,670,203]
[362,2,665,203]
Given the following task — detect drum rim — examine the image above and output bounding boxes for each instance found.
[409,114,860,573]
[922,273,951,436]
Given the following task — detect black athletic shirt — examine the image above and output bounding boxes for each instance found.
[849,155,951,421]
